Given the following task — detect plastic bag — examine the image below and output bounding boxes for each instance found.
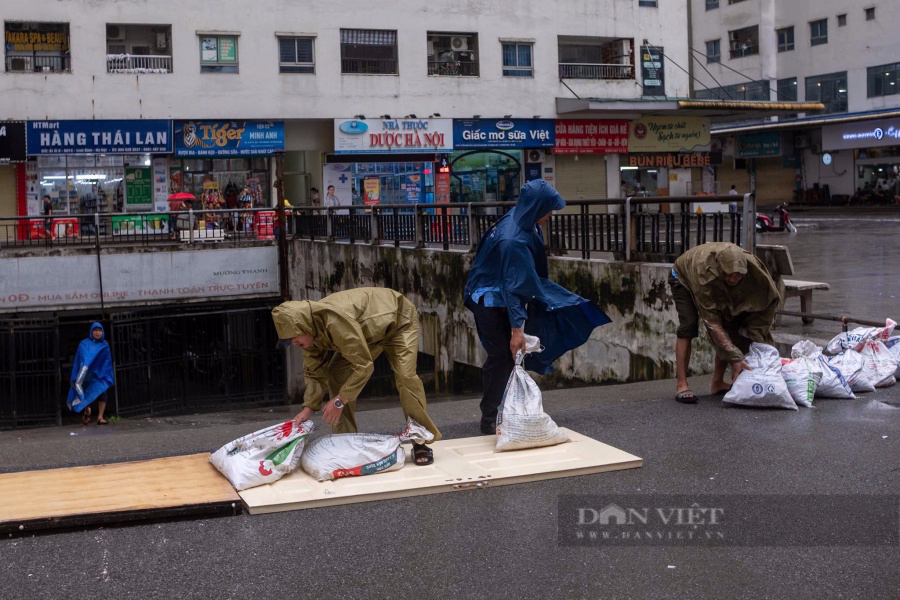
[300,418,434,482]
[210,420,313,491]
[827,349,875,393]
[780,356,822,408]
[885,337,900,377]
[859,340,897,388]
[496,334,570,452]
[723,343,796,410]
[826,319,896,354]
[792,340,855,399]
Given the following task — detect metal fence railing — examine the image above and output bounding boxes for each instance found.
[106,54,173,73]
[558,62,634,80]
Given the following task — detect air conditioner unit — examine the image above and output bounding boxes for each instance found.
[106,25,125,41]
[155,32,168,50]
[527,149,545,163]
[9,57,30,71]
[131,46,151,56]
[450,36,468,51]
[108,44,127,55]
[729,31,740,41]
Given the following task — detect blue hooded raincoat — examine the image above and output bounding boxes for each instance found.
[464,180,611,374]
[66,322,115,413]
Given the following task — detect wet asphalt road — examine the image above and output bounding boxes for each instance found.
[2,375,898,600]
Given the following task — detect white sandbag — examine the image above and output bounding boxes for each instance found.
[826,319,896,354]
[300,418,433,482]
[827,349,875,393]
[792,340,855,399]
[722,343,796,410]
[780,357,822,408]
[859,339,897,388]
[496,334,570,452]
[210,419,313,491]
[885,337,900,377]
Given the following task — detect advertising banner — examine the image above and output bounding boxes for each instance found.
[322,163,353,214]
[0,122,27,162]
[822,118,900,151]
[640,45,665,97]
[628,117,710,153]
[27,120,172,155]
[364,177,381,205]
[173,120,284,157]
[125,167,152,206]
[111,215,170,235]
[334,118,453,154]
[453,119,555,149]
[554,120,629,154]
[152,157,169,212]
[736,132,782,158]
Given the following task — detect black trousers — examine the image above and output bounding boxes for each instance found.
[467,297,515,426]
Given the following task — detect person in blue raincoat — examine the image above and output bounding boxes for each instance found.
[464,180,611,435]
[67,322,115,425]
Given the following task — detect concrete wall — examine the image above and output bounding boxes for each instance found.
[287,240,714,391]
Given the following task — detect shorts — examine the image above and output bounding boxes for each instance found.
[668,272,699,339]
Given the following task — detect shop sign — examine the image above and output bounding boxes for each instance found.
[334,118,453,154]
[5,29,69,53]
[125,167,153,205]
[453,119,555,149]
[364,177,381,205]
[554,120,629,154]
[627,152,719,168]
[26,120,172,155]
[174,120,284,157]
[736,132,781,158]
[628,117,710,153]
[822,118,900,151]
[0,121,27,163]
[640,45,665,97]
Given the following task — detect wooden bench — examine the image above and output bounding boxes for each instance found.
[782,279,831,324]
[755,245,830,325]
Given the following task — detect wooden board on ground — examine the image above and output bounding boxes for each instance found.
[240,428,642,515]
[0,453,241,534]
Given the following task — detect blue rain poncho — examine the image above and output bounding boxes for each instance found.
[66,322,115,413]
[464,180,611,374]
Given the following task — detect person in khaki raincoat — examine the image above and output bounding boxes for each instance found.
[272,288,440,464]
[669,242,781,403]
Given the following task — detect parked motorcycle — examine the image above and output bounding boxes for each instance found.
[756,203,797,233]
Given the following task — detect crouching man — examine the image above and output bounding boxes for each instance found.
[669,242,781,403]
[272,288,440,465]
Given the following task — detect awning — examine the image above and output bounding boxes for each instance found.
[556,97,825,124]
[711,108,900,136]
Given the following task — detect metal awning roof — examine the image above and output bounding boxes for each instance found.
[555,97,825,123]
[710,108,900,136]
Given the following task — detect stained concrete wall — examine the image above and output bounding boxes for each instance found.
[287,240,715,392]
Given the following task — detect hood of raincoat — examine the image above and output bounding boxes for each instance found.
[716,244,748,276]
[89,322,105,342]
[272,301,318,342]
[512,180,565,230]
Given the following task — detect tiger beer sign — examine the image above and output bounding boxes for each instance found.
[174,120,285,157]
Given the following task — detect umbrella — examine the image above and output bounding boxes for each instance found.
[167,192,195,201]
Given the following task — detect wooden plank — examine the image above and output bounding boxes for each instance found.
[240,428,642,515]
[0,453,241,534]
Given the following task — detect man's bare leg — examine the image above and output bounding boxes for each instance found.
[711,355,731,395]
[96,400,107,424]
[676,338,692,394]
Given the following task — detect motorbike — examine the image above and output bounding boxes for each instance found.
[756,203,797,233]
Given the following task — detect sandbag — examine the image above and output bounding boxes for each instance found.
[300,418,433,482]
[210,420,313,491]
[792,340,855,399]
[826,319,896,354]
[827,349,875,393]
[780,356,822,408]
[885,337,900,377]
[859,339,897,388]
[723,343,796,410]
[496,334,569,452]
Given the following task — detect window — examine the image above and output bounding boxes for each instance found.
[837,14,847,26]
[278,37,314,74]
[341,29,398,75]
[865,7,875,21]
[806,71,847,113]
[706,39,720,63]
[502,43,533,77]
[867,62,899,98]
[199,34,238,73]
[728,0,748,4]
[106,24,172,73]
[777,27,794,52]
[694,80,768,101]
[810,19,828,46]
[728,25,759,58]
[706,0,719,9]
[558,36,634,80]
[428,33,479,76]
[4,21,70,73]
[777,77,798,102]
[638,0,658,6]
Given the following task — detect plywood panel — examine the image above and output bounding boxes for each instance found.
[0,453,241,534]
[240,429,641,515]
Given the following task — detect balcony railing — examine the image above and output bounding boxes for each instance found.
[558,62,634,80]
[5,55,71,73]
[729,45,759,59]
[107,54,173,73]
[428,60,479,77]
[341,57,398,75]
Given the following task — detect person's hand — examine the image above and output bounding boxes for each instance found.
[731,359,752,380]
[510,328,526,360]
[292,406,314,426]
[322,396,345,426]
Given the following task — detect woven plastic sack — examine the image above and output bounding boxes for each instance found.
[210,419,313,491]
[723,343,796,410]
[859,339,897,388]
[496,334,570,452]
[780,356,822,408]
[827,349,875,393]
[300,418,433,482]
[885,337,900,378]
[792,340,855,399]
[826,319,896,354]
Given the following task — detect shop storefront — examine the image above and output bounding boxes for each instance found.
[822,118,900,202]
[552,119,630,209]
[0,121,27,219]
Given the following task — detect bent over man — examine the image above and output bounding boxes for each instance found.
[272,288,440,465]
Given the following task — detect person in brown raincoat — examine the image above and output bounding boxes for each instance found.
[668,242,781,403]
[272,288,440,465]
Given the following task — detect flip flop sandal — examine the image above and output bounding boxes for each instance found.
[412,443,434,466]
[96,419,108,425]
[675,390,698,404]
[81,406,92,425]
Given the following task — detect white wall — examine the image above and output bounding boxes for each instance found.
[2,0,689,121]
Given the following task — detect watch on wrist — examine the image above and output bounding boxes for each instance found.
[333,398,345,409]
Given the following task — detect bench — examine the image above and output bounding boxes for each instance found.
[782,279,831,324]
[755,245,830,325]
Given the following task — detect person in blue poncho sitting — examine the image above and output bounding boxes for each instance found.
[67,322,115,425]
[464,180,611,435]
